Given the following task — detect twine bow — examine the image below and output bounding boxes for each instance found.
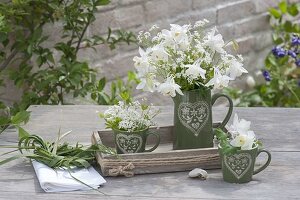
[108,163,135,177]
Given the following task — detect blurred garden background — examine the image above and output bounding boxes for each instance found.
[0,0,299,130]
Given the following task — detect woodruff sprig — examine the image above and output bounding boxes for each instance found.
[0,127,116,168]
[100,101,160,132]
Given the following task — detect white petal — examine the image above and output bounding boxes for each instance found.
[230,137,242,147]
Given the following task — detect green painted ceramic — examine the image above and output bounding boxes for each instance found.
[172,87,233,150]
[113,128,160,154]
[219,145,272,183]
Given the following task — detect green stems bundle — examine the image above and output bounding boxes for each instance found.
[0,127,116,168]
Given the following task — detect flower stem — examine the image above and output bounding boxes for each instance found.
[286,83,300,105]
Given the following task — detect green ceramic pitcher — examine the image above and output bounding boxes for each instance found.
[219,145,271,183]
[113,128,160,154]
[172,86,233,150]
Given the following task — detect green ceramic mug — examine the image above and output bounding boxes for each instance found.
[219,145,271,183]
[113,128,160,154]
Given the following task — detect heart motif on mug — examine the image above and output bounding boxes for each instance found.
[178,101,209,137]
[224,153,252,179]
[116,133,143,153]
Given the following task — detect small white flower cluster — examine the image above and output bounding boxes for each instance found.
[133,20,248,97]
[102,101,160,132]
[228,114,257,150]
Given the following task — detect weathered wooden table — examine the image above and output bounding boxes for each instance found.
[0,105,299,200]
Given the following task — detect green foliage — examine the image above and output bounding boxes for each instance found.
[90,71,139,105]
[0,0,136,107]
[0,104,30,133]
[225,1,300,107]
[215,129,239,155]
[0,0,137,131]
[0,128,116,168]
[215,129,262,155]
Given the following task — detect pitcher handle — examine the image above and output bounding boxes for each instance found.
[211,93,233,130]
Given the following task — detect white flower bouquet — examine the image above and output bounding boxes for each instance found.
[100,101,160,132]
[134,20,248,97]
[216,113,261,153]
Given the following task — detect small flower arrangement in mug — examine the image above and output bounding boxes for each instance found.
[134,19,248,96]
[215,114,271,183]
[100,101,161,154]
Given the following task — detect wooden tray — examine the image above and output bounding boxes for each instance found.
[91,124,223,177]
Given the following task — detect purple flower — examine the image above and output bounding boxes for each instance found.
[263,70,271,81]
[288,50,297,58]
[272,46,286,57]
[298,80,300,87]
[296,59,300,67]
[291,36,300,46]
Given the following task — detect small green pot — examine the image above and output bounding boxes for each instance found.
[172,87,233,150]
[219,145,271,183]
[113,128,160,154]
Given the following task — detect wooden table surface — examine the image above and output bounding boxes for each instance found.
[0,105,299,200]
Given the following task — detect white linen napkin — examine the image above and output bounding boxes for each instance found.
[32,160,106,192]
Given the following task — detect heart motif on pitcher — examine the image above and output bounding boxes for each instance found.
[178,101,209,137]
[224,153,252,179]
[116,133,143,153]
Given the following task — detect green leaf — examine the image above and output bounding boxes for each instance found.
[269,8,282,19]
[0,155,27,166]
[98,77,106,91]
[74,158,91,168]
[120,91,130,102]
[287,4,299,16]
[11,111,30,125]
[279,1,287,13]
[0,116,10,126]
[231,40,239,51]
[96,0,110,6]
[91,92,97,100]
[284,21,293,32]
[18,126,30,139]
[127,71,136,81]
[99,92,110,105]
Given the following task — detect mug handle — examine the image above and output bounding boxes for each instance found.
[211,93,233,130]
[253,149,272,175]
[144,131,160,152]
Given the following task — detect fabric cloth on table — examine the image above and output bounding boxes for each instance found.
[32,160,106,192]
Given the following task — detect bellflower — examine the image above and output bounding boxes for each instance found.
[287,50,297,59]
[229,114,256,150]
[133,47,154,76]
[203,27,225,54]
[150,44,169,62]
[262,70,271,81]
[291,35,300,46]
[136,74,158,92]
[169,24,189,44]
[272,46,286,57]
[296,59,300,67]
[157,77,183,97]
[134,21,246,97]
[223,54,248,79]
[205,68,233,89]
[184,60,206,81]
